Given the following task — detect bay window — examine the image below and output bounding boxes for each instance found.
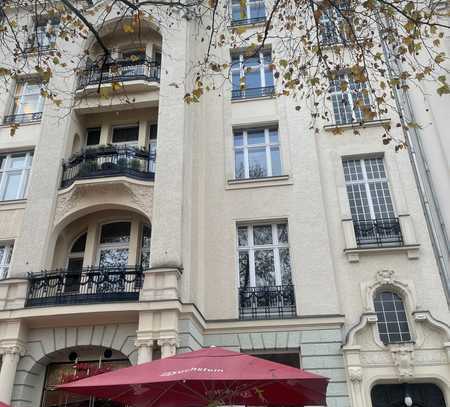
[238,223,296,320]
[329,73,371,125]
[0,152,33,201]
[231,50,274,99]
[234,127,281,179]
[0,243,13,279]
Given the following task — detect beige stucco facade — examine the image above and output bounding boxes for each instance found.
[0,3,448,407]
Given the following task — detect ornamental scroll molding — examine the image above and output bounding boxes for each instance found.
[348,366,363,383]
[389,342,415,377]
[55,180,154,226]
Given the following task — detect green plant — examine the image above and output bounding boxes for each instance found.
[78,161,98,176]
[129,158,142,171]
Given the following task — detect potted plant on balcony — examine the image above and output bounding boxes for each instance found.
[129,158,142,172]
[79,160,98,176]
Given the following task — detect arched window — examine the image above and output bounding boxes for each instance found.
[374,291,411,344]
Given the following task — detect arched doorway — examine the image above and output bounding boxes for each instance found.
[371,383,446,407]
[41,346,130,407]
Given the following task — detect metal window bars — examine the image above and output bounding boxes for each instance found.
[353,217,403,247]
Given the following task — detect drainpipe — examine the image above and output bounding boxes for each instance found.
[378,18,450,304]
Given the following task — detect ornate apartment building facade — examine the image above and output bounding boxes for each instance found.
[0,2,449,407]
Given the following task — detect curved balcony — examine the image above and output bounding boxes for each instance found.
[61,145,155,188]
[25,266,144,307]
[77,58,160,90]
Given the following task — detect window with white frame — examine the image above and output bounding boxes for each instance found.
[0,243,14,279]
[231,0,265,24]
[140,224,151,269]
[329,73,371,124]
[231,50,274,98]
[234,127,281,179]
[237,223,292,290]
[111,124,139,145]
[0,152,33,201]
[11,81,44,118]
[149,123,157,173]
[32,16,59,49]
[318,0,352,45]
[374,291,411,344]
[343,157,395,222]
[97,222,131,267]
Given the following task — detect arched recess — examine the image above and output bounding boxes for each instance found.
[12,324,138,407]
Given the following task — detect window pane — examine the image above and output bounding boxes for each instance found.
[232,70,241,90]
[253,225,273,245]
[254,249,275,286]
[86,128,101,146]
[244,69,262,89]
[235,150,245,179]
[141,224,151,269]
[8,155,26,170]
[277,224,288,243]
[234,133,244,146]
[100,222,131,244]
[112,126,139,143]
[71,233,87,253]
[279,248,292,285]
[247,130,265,145]
[269,129,278,143]
[2,172,21,200]
[99,248,129,267]
[270,146,281,176]
[239,250,250,288]
[18,95,42,114]
[249,0,265,18]
[264,67,274,86]
[237,226,248,246]
[248,147,267,177]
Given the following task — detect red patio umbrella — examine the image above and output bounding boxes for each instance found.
[58,347,328,407]
[0,402,10,407]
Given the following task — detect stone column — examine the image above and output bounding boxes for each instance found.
[0,345,25,404]
[158,338,177,358]
[135,340,153,364]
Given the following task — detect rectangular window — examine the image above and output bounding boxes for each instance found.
[237,222,295,320]
[33,16,59,50]
[329,73,371,125]
[149,124,158,173]
[318,0,352,45]
[231,0,266,25]
[86,128,101,146]
[7,81,44,123]
[0,152,33,201]
[343,157,402,246]
[112,124,139,145]
[231,50,274,99]
[0,242,13,279]
[252,352,300,368]
[234,127,281,179]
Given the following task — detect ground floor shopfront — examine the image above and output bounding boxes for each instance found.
[0,305,449,407]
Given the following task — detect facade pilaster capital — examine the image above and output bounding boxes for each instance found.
[135,338,154,350]
[157,337,177,348]
[0,343,26,356]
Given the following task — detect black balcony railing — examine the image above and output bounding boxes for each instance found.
[354,217,403,248]
[77,58,160,89]
[231,16,266,26]
[3,112,42,124]
[232,86,275,100]
[26,266,144,307]
[61,145,155,188]
[239,285,296,320]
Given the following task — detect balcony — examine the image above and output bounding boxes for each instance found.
[61,145,155,188]
[354,217,403,248]
[25,266,143,307]
[239,285,296,320]
[232,86,275,101]
[3,112,42,125]
[77,58,160,90]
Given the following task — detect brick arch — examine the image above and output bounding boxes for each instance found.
[12,323,138,407]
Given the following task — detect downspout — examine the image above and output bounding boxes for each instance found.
[377,18,450,303]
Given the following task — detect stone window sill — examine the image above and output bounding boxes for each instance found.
[231,95,275,104]
[0,199,27,210]
[324,118,391,132]
[344,244,420,262]
[226,174,291,190]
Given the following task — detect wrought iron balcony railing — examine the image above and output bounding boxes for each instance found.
[3,112,43,124]
[77,58,160,89]
[354,217,403,248]
[231,16,266,26]
[239,284,296,320]
[232,86,275,100]
[61,145,155,188]
[26,266,144,307]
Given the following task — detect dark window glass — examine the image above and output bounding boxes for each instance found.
[100,222,131,244]
[154,51,162,65]
[86,128,101,146]
[374,291,411,344]
[253,353,300,368]
[371,383,446,407]
[149,124,158,140]
[112,126,139,144]
[71,233,87,253]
